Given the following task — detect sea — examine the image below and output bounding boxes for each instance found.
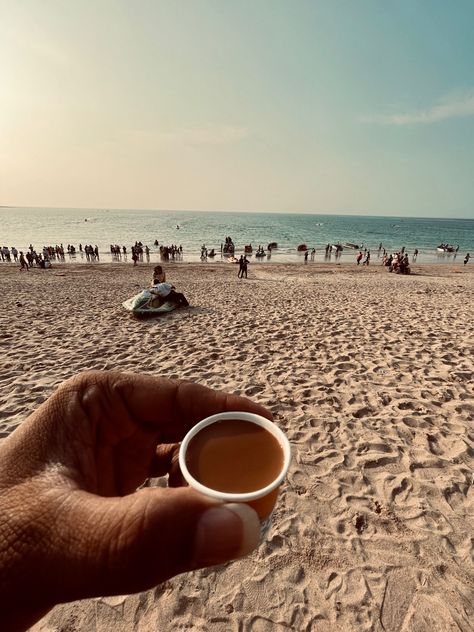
[0,207,472,264]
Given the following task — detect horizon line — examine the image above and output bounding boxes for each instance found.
[1,205,472,222]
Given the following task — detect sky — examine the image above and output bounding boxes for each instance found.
[1,0,473,218]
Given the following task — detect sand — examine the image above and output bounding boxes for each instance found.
[0,260,473,631]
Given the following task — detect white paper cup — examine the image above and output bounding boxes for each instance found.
[179,411,291,538]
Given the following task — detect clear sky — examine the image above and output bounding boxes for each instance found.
[1,0,473,217]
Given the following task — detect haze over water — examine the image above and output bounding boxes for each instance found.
[1,207,472,264]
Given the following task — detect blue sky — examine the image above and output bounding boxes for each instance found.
[1,0,473,217]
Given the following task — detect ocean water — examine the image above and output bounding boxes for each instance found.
[0,207,472,264]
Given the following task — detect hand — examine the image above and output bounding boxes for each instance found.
[0,371,271,631]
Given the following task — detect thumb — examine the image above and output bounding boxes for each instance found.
[61,486,261,600]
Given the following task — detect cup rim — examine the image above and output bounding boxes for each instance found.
[178,411,291,502]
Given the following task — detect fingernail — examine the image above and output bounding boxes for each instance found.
[193,503,261,567]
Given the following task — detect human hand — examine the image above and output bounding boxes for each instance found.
[0,371,271,631]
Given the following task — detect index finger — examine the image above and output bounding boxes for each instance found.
[120,372,273,442]
[76,371,273,443]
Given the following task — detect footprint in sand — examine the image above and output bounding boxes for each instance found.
[385,475,414,504]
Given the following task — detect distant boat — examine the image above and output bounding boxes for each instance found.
[297,244,308,251]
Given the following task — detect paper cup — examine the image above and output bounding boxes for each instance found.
[179,411,291,538]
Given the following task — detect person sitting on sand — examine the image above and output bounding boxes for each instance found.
[152,265,166,284]
[151,282,189,307]
[0,371,265,631]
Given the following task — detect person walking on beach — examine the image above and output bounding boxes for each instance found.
[356,251,363,265]
[362,250,370,266]
[304,250,309,263]
[464,253,470,265]
[19,251,29,271]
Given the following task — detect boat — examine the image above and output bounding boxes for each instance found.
[297,244,308,252]
[437,244,455,253]
[344,242,359,249]
[268,242,277,250]
[255,250,266,258]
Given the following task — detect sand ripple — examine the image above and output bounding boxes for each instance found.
[0,262,472,631]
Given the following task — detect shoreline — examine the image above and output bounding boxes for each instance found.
[1,251,470,266]
[1,259,472,275]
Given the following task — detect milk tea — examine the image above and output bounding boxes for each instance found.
[185,418,284,493]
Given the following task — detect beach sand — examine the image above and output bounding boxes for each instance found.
[0,260,472,631]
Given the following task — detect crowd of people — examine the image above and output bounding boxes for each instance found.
[0,241,187,269]
[1,244,69,270]
[1,239,471,271]
[159,244,183,261]
[382,251,411,274]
